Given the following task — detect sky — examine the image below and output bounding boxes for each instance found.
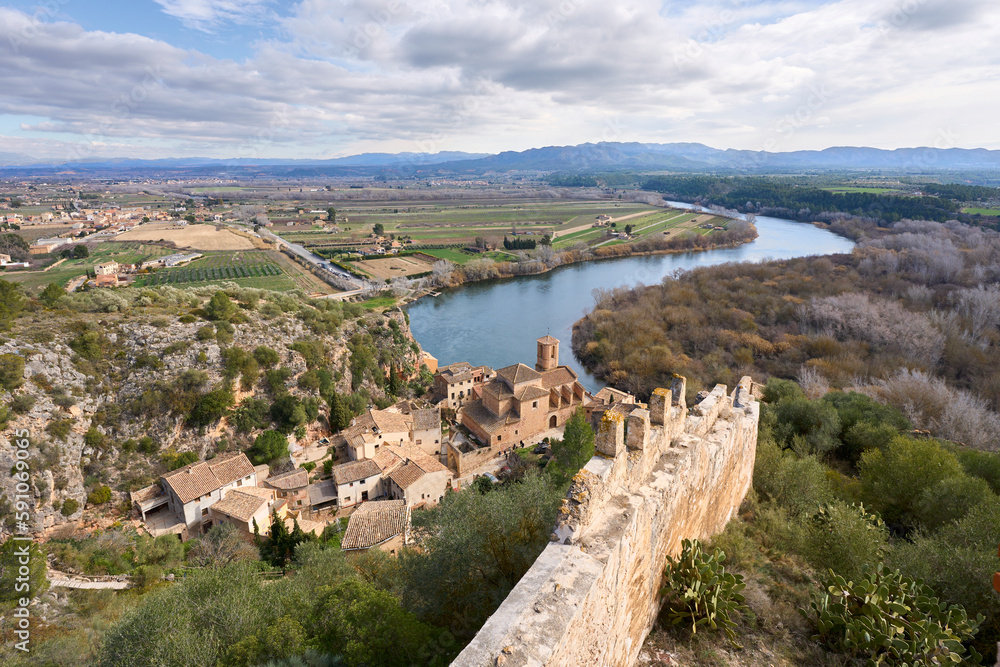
[0,0,998,161]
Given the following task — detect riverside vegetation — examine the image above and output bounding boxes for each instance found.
[0,277,602,665]
[574,214,1000,664]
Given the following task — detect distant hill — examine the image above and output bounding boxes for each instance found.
[3,142,999,176]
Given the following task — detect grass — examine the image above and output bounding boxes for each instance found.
[421,248,477,264]
[962,207,1000,216]
[2,242,174,292]
[361,296,397,310]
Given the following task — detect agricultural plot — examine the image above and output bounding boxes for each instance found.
[351,253,437,279]
[962,207,1000,216]
[133,251,295,290]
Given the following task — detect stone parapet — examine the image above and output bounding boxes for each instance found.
[453,376,760,667]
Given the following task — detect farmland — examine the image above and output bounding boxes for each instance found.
[350,253,438,280]
[132,251,301,291]
[1,242,174,292]
[116,222,259,250]
[962,207,1000,216]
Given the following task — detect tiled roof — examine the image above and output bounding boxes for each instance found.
[332,459,382,485]
[496,363,542,386]
[594,386,633,404]
[515,385,550,402]
[537,335,559,344]
[482,382,514,400]
[462,399,509,434]
[161,453,255,505]
[341,500,410,550]
[412,407,440,431]
[211,488,271,523]
[372,448,404,471]
[388,462,425,489]
[130,484,163,505]
[307,479,338,505]
[540,367,578,389]
[266,468,309,490]
[371,410,411,434]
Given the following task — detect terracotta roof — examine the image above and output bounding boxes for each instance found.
[161,453,255,505]
[462,399,509,434]
[130,484,163,505]
[266,468,309,490]
[341,500,410,550]
[211,487,272,523]
[537,335,559,344]
[388,462,425,489]
[482,381,514,400]
[372,410,411,433]
[515,385,550,402]
[540,366,578,389]
[332,459,382,485]
[372,448,404,471]
[412,407,440,431]
[594,386,634,404]
[496,363,542,386]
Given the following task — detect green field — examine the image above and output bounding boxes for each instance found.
[133,251,296,290]
[962,207,1000,216]
[2,242,174,292]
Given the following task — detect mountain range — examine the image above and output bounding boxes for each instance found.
[3,143,999,175]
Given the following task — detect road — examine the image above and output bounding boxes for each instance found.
[253,226,364,290]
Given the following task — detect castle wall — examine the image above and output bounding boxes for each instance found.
[452,377,760,667]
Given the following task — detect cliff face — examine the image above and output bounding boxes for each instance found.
[0,292,422,537]
[453,377,760,667]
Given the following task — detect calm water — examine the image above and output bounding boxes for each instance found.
[406,204,855,391]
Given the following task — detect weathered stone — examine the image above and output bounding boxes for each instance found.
[596,411,624,458]
[626,408,649,451]
[648,388,670,425]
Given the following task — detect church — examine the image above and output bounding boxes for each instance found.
[461,336,588,449]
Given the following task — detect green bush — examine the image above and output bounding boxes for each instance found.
[47,417,75,441]
[253,345,280,369]
[914,474,994,530]
[952,447,1000,494]
[9,393,35,413]
[805,565,981,665]
[302,461,316,473]
[753,435,833,517]
[767,397,841,456]
[802,502,887,582]
[248,430,288,465]
[87,485,113,505]
[0,353,25,392]
[859,436,964,529]
[661,538,749,646]
[162,449,199,471]
[61,498,80,516]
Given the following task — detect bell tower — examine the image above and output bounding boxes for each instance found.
[536,335,559,371]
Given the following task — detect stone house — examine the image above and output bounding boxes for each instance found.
[209,486,284,537]
[341,500,411,553]
[330,459,384,508]
[158,453,257,533]
[94,261,119,276]
[375,444,453,507]
[434,362,493,410]
[343,408,412,461]
[411,407,443,457]
[262,468,310,511]
[462,336,588,449]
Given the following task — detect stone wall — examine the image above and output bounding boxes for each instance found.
[452,376,760,667]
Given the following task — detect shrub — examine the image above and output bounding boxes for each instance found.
[0,353,25,392]
[302,462,316,473]
[805,565,981,665]
[84,426,106,451]
[661,539,749,646]
[196,325,215,341]
[753,435,833,517]
[87,485,113,505]
[138,435,158,455]
[162,449,199,471]
[9,393,34,413]
[253,345,280,369]
[859,436,964,528]
[61,498,79,516]
[802,502,887,581]
[914,474,993,531]
[187,388,234,429]
[47,417,75,441]
[248,430,288,465]
[767,397,840,456]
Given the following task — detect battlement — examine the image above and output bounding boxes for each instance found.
[452,376,761,667]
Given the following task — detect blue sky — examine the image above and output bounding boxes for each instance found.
[0,0,997,161]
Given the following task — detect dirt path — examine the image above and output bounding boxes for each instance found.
[48,568,130,590]
[43,258,67,272]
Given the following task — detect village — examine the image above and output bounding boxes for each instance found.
[127,335,639,554]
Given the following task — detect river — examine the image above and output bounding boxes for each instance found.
[406,203,855,391]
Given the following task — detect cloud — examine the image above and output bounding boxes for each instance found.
[1,0,999,159]
[153,0,272,31]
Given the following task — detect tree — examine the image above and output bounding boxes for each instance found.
[39,282,66,308]
[249,430,288,465]
[72,244,89,259]
[326,389,353,432]
[624,224,633,235]
[0,233,30,261]
[400,471,562,638]
[187,388,234,429]
[204,290,236,321]
[327,206,336,221]
[0,279,26,330]
[0,537,48,601]
[373,223,385,236]
[188,522,260,567]
[184,214,196,224]
[549,408,595,486]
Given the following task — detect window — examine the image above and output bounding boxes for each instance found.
[451,393,455,399]
[416,439,422,445]
[497,435,502,442]
[237,479,242,486]
[435,439,439,444]
[532,401,538,409]
[201,508,209,517]
[360,479,366,485]
[349,482,353,487]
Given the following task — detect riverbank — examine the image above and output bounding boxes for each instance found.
[404,219,758,301]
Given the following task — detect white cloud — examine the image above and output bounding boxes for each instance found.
[153,0,272,31]
[1,0,998,159]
